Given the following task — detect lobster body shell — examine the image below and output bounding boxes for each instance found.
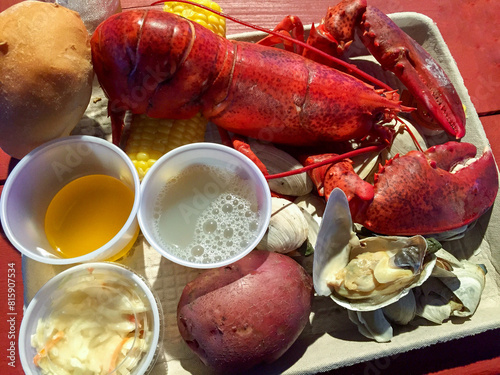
[91,10,406,146]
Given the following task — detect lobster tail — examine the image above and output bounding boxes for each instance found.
[91,10,229,143]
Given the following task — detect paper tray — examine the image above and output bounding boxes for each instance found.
[23,12,500,375]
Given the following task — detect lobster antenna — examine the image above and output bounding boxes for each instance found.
[263,144,387,180]
[401,123,425,153]
[154,0,393,91]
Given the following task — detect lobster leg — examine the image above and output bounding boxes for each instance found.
[256,15,305,55]
[109,110,125,146]
[303,0,367,65]
[303,154,374,217]
[232,136,269,176]
[306,0,466,139]
[257,1,366,69]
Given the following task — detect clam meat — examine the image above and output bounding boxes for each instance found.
[313,188,436,311]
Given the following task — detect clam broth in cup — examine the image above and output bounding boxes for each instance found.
[139,143,272,268]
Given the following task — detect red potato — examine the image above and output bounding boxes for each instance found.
[177,250,313,373]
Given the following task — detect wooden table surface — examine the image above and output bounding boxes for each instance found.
[1,0,499,374]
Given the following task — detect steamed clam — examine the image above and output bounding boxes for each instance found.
[256,197,309,254]
[382,291,416,325]
[348,309,393,343]
[414,248,486,324]
[313,188,437,311]
[294,193,326,227]
[247,139,313,196]
[348,292,418,342]
[294,193,326,250]
[312,188,486,342]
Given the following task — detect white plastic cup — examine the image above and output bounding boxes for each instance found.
[18,262,163,375]
[55,0,122,33]
[0,135,140,265]
[138,142,272,269]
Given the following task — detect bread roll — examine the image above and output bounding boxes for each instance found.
[0,1,93,159]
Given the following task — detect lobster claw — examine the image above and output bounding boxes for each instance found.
[306,142,498,236]
[359,6,466,139]
[307,0,466,139]
[359,142,498,236]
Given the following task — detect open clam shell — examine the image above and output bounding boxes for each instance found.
[415,248,486,323]
[313,188,437,311]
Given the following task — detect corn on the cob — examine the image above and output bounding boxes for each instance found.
[164,0,226,37]
[124,1,226,180]
[126,113,207,180]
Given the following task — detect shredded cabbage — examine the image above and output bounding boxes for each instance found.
[31,274,152,375]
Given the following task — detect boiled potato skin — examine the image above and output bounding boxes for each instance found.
[177,250,313,373]
[0,2,93,159]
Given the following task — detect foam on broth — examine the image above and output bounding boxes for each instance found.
[153,164,261,264]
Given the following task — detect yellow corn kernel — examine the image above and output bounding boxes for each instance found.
[164,0,226,38]
[125,114,207,180]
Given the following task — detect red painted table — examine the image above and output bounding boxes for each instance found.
[1,0,499,373]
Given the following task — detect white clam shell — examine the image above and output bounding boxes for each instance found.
[295,193,326,251]
[256,197,308,253]
[382,291,416,325]
[439,266,485,318]
[348,309,393,343]
[415,248,486,323]
[248,139,313,196]
[294,193,326,227]
[313,188,358,297]
[414,278,456,324]
[299,209,320,250]
[313,188,437,311]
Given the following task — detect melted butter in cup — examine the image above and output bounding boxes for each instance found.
[0,136,141,265]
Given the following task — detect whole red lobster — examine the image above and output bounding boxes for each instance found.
[92,8,411,147]
[90,1,497,237]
